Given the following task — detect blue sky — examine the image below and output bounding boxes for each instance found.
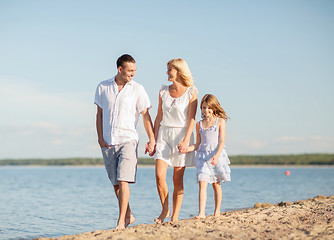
[1,0,333,159]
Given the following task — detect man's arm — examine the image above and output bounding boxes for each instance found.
[96,105,110,148]
[141,108,156,155]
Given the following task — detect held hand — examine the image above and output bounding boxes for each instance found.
[145,141,156,156]
[99,139,110,149]
[210,155,218,165]
[177,141,189,154]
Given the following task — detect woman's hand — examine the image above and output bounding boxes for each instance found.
[145,141,156,156]
[177,141,189,154]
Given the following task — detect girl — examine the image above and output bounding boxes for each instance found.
[153,58,197,223]
[187,94,231,218]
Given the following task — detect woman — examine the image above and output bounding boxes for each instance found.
[153,58,198,223]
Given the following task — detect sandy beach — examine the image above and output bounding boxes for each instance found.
[36,195,333,240]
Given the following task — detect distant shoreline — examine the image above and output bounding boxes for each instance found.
[1,153,333,166]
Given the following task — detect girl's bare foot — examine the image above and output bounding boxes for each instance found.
[195,214,206,219]
[154,209,170,224]
[125,213,135,227]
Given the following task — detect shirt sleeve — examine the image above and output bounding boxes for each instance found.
[136,85,151,113]
[94,83,102,108]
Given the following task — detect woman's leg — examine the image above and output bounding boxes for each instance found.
[212,181,222,217]
[196,181,208,219]
[154,159,170,223]
[171,166,186,221]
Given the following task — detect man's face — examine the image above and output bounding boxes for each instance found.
[119,62,136,82]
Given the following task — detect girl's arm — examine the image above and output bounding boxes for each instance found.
[187,121,201,152]
[178,89,198,153]
[211,118,226,165]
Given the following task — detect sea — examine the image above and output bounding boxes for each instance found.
[0,166,333,240]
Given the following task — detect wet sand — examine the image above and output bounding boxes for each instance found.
[36,195,334,240]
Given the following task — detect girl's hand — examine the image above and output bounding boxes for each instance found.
[210,155,218,165]
[177,141,189,154]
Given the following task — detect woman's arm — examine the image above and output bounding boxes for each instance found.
[178,89,198,153]
[211,118,226,165]
[187,121,201,152]
[153,93,163,140]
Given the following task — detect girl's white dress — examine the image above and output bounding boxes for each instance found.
[196,118,231,183]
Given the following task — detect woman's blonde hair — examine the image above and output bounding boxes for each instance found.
[201,94,230,120]
[167,58,193,87]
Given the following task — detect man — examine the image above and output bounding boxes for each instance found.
[94,54,155,230]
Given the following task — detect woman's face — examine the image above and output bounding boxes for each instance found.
[166,64,178,82]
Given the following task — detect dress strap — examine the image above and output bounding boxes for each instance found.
[214,117,219,126]
[199,120,203,129]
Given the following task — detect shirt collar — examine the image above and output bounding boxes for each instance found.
[111,76,134,86]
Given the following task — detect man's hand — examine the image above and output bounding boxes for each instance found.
[145,140,156,156]
[98,139,110,149]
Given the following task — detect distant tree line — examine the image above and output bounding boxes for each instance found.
[0,154,333,166]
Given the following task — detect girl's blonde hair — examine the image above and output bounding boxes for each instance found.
[167,58,193,87]
[201,94,230,120]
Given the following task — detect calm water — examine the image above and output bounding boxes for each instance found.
[0,166,333,240]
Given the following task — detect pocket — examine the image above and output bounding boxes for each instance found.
[101,147,109,156]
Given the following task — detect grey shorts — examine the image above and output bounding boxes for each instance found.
[101,141,138,186]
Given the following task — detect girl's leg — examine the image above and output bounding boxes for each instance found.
[196,181,208,219]
[171,166,186,221]
[212,181,222,217]
[154,159,170,223]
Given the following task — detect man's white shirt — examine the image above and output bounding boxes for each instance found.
[94,77,151,145]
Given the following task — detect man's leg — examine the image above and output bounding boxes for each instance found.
[115,181,130,230]
[113,185,135,227]
[115,141,138,229]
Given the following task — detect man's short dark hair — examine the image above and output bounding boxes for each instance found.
[117,54,136,68]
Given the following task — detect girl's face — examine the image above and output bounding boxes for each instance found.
[166,64,178,82]
[201,102,214,118]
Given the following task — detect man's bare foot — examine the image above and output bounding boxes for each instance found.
[195,214,206,219]
[125,213,135,227]
[154,209,170,224]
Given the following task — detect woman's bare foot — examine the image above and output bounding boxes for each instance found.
[154,209,170,224]
[214,211,220,217]
[195,214,206,219]
[125,213,135,227]
[170,216,178,222]
[115,223,125,231]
